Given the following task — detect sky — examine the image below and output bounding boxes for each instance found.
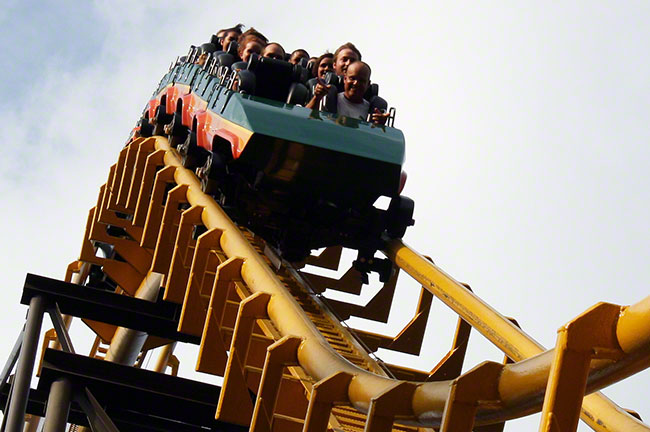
[0,1,648,430]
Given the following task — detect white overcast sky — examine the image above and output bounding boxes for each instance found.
[0,1,648,430]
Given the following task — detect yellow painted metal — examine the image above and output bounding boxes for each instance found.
[150,184,189,273]
[133,149,166,227]
[302,372,353,432]
[353,284,433,355]
[217,292,271,426]
[385,239,650,431]
[96,180,143,240]
[152,342,177,373]
[77,135,650,432]
[617,295,650,353]
[539,303,624,432]
[364,381,417,432]
[167,354,180,376]
[79,207,142,295]
[208,258,244,331]
[192,233,231,375]
[108,147,129,212]
[178,228,224,336]
[117,138,140,207]
[250,336,302,432]
[164,205,203,303]
[126,137,157,212]
[429,314,472,381]
[440,362,503,432]
[88,198,151,274]
[23,414,40,432]
[141,165,177,249]
[384,240,543,360]
[148,135,649,429]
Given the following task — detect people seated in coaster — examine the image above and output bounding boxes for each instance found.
[304,53,334,108]
[197,43,218,66]
[262,42,286,60]
[216,24,244,51]
[237,28,268,63]
[307,61,388,125]
[289,49,310,65]
[239,27,268,45]
[333,42,362,76]
[312,53,334,80]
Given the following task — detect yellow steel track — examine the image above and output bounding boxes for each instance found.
[57,135,649,432]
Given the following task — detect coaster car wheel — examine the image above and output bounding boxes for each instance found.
[165,111,188,148]
[177,130,200,169]
[197,152,225,196]
[279,243,311,263]
[386,196,415,239]
[138,115,153,138]
[152,104,173,136]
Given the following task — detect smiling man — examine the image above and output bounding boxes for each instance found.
[338,61,389,124]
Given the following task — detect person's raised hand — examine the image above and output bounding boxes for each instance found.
[370,108,389,125]
[313,82,331,99]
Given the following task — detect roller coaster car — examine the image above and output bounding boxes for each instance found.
[141,54,414,282]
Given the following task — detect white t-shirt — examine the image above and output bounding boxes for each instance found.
[337,92,370,120]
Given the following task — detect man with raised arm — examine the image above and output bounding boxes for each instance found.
[307,61,389,125]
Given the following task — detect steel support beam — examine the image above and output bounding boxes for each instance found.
[0,326,24,396]
[105,272,163,365]
[5,296,45,432]
[43,378,73,432]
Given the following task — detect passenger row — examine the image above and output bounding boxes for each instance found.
[183,24,392,126]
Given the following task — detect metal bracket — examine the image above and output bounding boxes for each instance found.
[74,387,120,432]
[0,325,24,395]
[47,303,75,354]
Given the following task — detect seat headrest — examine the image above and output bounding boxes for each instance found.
[286,82,309,106]
[231,61,248,71]
[368,95,388,113]
[246,54,303,102]
[306,59,316,76]
[364,83,379,101]
[217,53,236,67]
[200,42,218,54]
[323,71,342,89]
[226,41,239,56]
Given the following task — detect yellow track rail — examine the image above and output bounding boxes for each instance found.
[63,135,649,432]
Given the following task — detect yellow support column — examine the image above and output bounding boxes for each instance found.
[250,336,303,432]
[116,138,141,207]
[363,381,416,432]
[179,228,224,336]
[164,205,203,303]
[217,292,271,426]
[133,149,166,226]
[141,166,177,249]
[126,137,156,212]
[302,372,353,432]
[150,184,189,273]
[108,147,129,212]
[440,362,503,432]
[539,303,623,432]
